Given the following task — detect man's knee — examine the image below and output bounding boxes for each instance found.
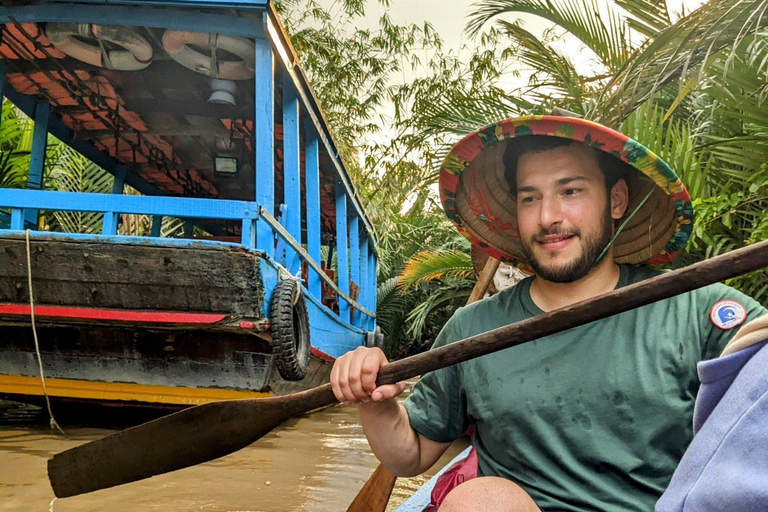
[437,476,540,512]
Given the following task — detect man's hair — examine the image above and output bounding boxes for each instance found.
[503,137,627,195]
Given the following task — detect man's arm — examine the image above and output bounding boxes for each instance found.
[330,346,451,476]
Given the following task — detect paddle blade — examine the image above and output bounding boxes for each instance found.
[47,393,320,498]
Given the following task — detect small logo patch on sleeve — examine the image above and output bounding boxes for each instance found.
[710,300,747,330]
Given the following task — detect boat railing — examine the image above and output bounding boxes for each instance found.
[0,188,376,328]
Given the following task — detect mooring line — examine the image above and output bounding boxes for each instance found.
[25,229,67,437]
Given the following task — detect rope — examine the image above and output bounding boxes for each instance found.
[25,230,67,437]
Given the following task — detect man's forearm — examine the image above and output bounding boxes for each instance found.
[358,399,428,477]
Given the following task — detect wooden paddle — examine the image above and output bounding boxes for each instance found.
[48,239,768,499]
[346,256,501,512]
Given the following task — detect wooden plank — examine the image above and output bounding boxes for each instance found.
[335,180,350,320]
[282,71,301,274]
[258,207,374,318]
[0,238,265,315]
[468,258,500,304]
[254,26,276,258]
[305,121,322,299]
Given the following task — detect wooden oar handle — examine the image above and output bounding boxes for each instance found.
[375,239,768,387]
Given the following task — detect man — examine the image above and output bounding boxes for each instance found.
[330,116,766,511]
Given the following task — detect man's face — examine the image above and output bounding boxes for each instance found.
[515,144,620,283]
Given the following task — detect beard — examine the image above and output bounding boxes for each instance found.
[521,204,614,283]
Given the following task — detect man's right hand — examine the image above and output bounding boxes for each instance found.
[330,346,406,405]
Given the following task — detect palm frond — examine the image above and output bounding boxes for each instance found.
[593,0,768,127]
[398,249,474,290]
[468,0,635,72]
[615,0,672,37]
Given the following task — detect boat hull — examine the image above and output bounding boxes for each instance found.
[0,235,363,408]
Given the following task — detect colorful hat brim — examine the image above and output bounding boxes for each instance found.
[439,115,693,267]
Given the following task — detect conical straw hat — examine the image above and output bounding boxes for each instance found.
[439,115,693,267]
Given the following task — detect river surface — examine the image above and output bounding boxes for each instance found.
[0,391,468,512]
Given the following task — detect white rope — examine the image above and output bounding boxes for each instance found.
[25,230,67,437]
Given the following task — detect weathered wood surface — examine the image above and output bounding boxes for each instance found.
[0,238,264,316]
[0,323,332,405]
[47,239,768,498]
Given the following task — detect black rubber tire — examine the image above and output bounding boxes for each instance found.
[270,279,311,381]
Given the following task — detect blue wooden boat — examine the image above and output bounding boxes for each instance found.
[0,0,380,408]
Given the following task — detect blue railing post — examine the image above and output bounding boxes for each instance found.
[25,101,50,228]
[255,14,275,259]
[241,218,256,248]
[335,180,350,320]
[360,234,369,329]
[282,71,301,275]
[150,216,163,237]
[349,213,360,326]
[368,249,377,329]
[0,60,5,133]
[10,208,23,230]
[102,211,118,235]
[305,122,322,299]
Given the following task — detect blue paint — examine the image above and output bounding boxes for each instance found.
[254,24,275,258]
[349,213,361,327]
[0,59,5,133]
[0,4,265,38]
[260,256,365,356]
[303,284,366,358]
[0,189,258,220]
[335,180,350,320]
[258,255,280,318]
[10,209,23,231]
[0,230,255,252]
[304,122,322,299]
[241,218,256,249]
[275,203,288,266]
[360,236,369,330]
[48,0,268,7]
[25,101,50,227]
[102,212,119,235]
[282,73,301,275]
[369,250,377,329]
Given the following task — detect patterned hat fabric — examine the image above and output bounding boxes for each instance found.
[439,115,693,267]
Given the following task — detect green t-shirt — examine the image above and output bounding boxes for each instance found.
[404,264,766,511]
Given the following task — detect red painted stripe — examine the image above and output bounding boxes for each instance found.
[0,304,226,324]
[310,347,335,363]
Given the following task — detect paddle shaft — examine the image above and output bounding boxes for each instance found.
[376,239,768,386]
[48,240,768,498]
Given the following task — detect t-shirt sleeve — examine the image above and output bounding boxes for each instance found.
[702,284,767,360]
[403,311,469,443]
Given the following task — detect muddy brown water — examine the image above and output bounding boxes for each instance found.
[0,390,468,512]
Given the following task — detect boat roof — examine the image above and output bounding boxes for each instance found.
[0,0,377,245]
